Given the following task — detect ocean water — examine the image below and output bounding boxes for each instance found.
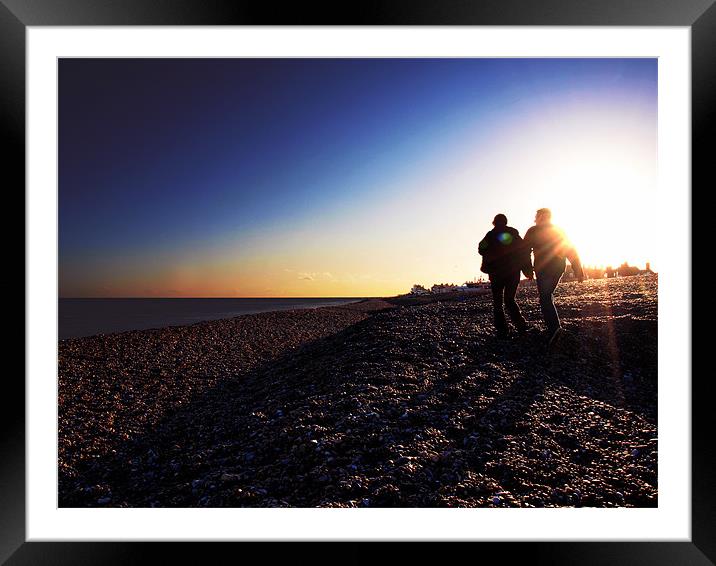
[59,298,363,340]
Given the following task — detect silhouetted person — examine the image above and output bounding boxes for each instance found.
[478,213,533,338]
[523,208,584,346]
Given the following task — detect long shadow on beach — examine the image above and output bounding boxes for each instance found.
[60,279,658,508]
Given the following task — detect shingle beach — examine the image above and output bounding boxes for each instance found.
[59,276,657,507]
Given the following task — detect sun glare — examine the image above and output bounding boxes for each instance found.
[553,199,655,271]
[528,144,656,272]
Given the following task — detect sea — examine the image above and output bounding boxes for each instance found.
[58,298,363,340]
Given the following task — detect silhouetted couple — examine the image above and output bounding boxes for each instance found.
[478,208,584,346]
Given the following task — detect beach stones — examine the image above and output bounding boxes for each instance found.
[59,277,657,508]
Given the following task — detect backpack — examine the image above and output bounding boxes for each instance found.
[478,232,496,274]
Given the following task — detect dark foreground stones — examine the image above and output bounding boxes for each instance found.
[59,277,657,507]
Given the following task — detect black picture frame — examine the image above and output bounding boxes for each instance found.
[7,1,708,564]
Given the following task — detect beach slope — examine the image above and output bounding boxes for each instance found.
[59,277,657,507]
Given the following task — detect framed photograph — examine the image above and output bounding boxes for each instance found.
[8,1,709,564]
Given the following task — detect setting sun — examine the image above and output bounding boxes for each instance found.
[536,161,656,272]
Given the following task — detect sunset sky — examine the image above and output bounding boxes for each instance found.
[59,58,657,298]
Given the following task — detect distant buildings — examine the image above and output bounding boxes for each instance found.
[431,283,460,294]
[582,261,656,279]
[408,261,655,296]
[616,262,640,277]
[460,280,491,293]
[408,279,490,296]
[410,284,429,295]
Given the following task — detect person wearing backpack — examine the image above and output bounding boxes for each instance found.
[523,208,585,347]
[478,213,533,339]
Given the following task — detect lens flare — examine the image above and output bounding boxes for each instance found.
[498,232,514,245]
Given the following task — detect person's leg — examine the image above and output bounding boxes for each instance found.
[490,277,508,336]
[536,273,561,333]
[504,272,527,332]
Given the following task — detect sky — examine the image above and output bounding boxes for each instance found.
[59,58,657,298]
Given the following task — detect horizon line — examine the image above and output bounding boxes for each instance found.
[58,296,374,300]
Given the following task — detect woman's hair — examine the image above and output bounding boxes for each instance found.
[492,213,508,227]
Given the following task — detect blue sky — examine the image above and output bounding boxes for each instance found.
[59,58,657,297]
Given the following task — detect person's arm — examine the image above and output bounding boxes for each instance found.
[522,228,535,278]
[566,244,584,281]
[523,227,534,251]
[513,232,533,279]
[478,233,492,274]
[478,235,489,256]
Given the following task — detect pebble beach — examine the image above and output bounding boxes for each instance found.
[59,276,657,507]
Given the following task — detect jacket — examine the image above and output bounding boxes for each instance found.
[478,226,532,279]
[523,223,584,279]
